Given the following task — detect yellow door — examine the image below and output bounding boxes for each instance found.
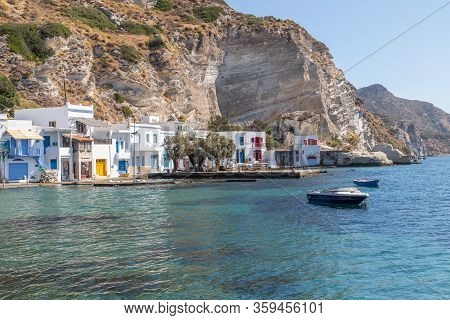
[96,159,107,176]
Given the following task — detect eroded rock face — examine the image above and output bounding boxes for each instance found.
[321,150,393,166]
[372,144,414,164]
[394,121,427,157]
[216,27,374,150]
[0,0,396,151]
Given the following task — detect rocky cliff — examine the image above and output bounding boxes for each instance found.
[0,0,401,151]
[358,84,450,155]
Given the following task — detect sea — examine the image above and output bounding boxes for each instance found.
[0,156,449,299]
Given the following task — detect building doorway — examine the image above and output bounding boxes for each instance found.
[96,159,107,177]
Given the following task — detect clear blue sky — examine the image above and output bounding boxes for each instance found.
[226,0,450,112]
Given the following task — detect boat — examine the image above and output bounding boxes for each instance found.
[353,179,379,188]
[307,188,369,205]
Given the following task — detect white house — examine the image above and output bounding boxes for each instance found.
[14,102,113,181]
[218,131,267,165]
[110,124,133,177]
[293,135,321,167]
[0,114,44,182]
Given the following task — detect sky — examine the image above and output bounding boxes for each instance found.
[226,0,450,112]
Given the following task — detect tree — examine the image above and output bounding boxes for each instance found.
[186,136,208,172]
[163,133,188,172]
[0,74,19,114]
[208,115,230,132]
[202,132,235,169]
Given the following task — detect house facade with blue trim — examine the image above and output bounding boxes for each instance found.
[0,114,44,182]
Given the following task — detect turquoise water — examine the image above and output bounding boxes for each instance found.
[1,157,450,300]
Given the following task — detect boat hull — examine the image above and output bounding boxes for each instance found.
[307,193,368,205]
[353,180,379,188]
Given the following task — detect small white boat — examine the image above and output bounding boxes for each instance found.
[307,187,369,205]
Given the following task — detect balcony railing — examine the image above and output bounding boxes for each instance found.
[251,143,266,149]
[9,147,41,157]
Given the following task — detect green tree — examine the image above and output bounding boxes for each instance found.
[121,105,133,118]
[207,115,232,132]
[186,136,208,172]
[202,132,235,169]
[265,132,281,151]
[163,133,188,172]
[0,74,19,113]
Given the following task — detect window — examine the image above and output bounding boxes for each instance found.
[116,141,119,153]
[49,121,56,128]
[295,151,300,162]
[120,141,124,150]
[239,136,244,146]
[308,139,318,146]
[76,121,87,134]
[145,133,151,144]
[153,134,158,145]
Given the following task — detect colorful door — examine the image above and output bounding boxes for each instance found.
[163,153,170,169]
[21,139,29,155]
[44,136,50,154]
[118,160,127,173]
[240,151,245,163]
[96,159,107,176]
[50,159,57,170]
[9,163,28,180]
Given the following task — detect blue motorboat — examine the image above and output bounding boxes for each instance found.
[307,188,369,206]
[353,179,379,188]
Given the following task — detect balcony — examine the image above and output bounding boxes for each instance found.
[9,147,41,157]
[251,143,266,149]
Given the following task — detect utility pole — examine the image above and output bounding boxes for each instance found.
[133,119,136,184]
[63,76,68,104]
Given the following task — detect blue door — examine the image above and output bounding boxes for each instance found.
[236,150,245,163]
[44,136,50,154]
[163,153,170,169]
[21,140,29,155]
[50,159,57,170]
[118,160,127,173]
[9,163,28,180]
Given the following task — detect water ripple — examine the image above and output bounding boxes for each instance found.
[1,157,450,299]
